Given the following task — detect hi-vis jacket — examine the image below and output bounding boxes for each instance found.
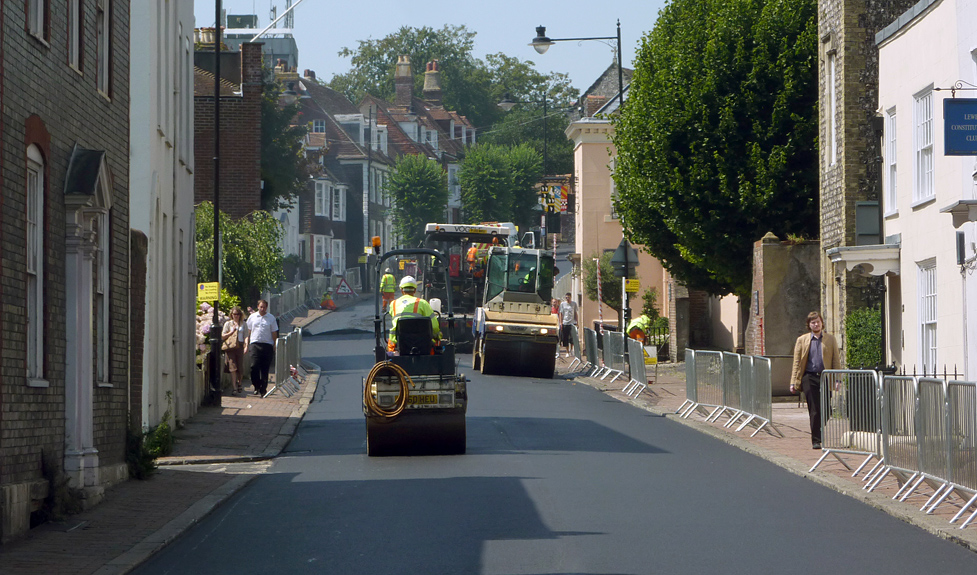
[388,294,441,347]
[380,273,397,293]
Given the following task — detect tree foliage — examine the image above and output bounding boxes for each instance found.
[612,0,819,296]
[261,77,309,211]
[195,202,285,305]
[458,143,542,226]
[386,154,448,248]
[582,251,622,313]
[328,26,578,141]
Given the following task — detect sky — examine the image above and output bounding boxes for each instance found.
[194,0,669,94]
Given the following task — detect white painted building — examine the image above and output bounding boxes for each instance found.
[874,0,977,377]
[130,0,199,426]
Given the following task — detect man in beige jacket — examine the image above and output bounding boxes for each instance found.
[790,311,841,449]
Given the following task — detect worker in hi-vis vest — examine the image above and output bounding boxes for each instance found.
[380,267,397,311]
[386,276,441,352]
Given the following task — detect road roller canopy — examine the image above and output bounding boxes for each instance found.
[483,247,555,304]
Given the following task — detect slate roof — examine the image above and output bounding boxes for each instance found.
[193,67,240,97]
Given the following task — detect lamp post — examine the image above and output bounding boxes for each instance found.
[529,20,624,111]
[529,20,630,331]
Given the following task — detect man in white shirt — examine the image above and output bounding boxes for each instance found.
[558,292,578,358]
[245,299,279,396]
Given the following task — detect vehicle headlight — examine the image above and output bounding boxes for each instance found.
[540,328,549,335]
[494,325,504,331]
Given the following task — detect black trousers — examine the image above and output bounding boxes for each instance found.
[802,371,823,444]
[249,343,275,394]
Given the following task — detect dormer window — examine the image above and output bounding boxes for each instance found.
[312,119,326,133]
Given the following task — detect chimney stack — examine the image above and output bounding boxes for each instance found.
[395,55,413,107]
[423,60,442,106]
[304,69,316,81]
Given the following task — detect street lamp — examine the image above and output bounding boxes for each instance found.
[529,21,625,111]
[497,92,549,174]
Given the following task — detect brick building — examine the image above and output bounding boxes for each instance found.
[193,42,264,219]
[1,0,131,541]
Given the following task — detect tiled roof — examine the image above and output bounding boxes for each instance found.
[303,79,360,115]
[194,67,240,97]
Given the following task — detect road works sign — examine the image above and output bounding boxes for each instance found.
[197,282,219,301]
[335,278,356,296]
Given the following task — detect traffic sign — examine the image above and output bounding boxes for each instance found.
[625,278,641,293]
[610,238,639,278]
[197,282,219,301]
[335,278,356,296]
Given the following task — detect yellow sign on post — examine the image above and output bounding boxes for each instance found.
[197,282,220,301]
[625,278,641,293]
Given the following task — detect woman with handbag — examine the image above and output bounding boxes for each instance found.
[222,306,248,395]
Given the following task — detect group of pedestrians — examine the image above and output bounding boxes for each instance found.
[220,299,280,397]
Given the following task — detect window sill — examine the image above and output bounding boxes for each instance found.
[884,209,898,219]
[28,378,50,388]
[29,31,50,48]
[911,196,936,210]
[98,89,111,103]
[97,381,113,388]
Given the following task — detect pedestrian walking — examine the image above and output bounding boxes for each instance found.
[246,299,279,396]
[558,292,578,358]
[221,306,248,394]
[790,311,841,449]
[322,253,333,279]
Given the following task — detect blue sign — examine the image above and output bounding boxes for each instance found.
[944,98,977,156]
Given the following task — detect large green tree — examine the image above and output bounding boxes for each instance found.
[582,251,622,313]
[612,0,819,296]
[386,154,448,248]
[261,76,309,210]
[195,202,285,305]
[458,143,542,226]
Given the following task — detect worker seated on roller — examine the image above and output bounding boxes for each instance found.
[627,314,652,344]
[387,275,442,353]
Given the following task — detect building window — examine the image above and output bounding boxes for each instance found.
[27,146,45,382]
[68,0,81,69]
[885,109,897,214]
[312,119,326,133]
[313,235,327,271]
[94,211,110,384]
[314,180,328,216]
[28,0,48,40]
[918,259,937,375]
[828,51,837,167]
[913,89,934,203]
[332,187,346,222]
[96,0,111,96]
[332,239,345,276]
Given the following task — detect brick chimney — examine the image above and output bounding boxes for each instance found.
[242,42,264,100]
[304,69,316,81]
[395,55,413,108]
[423,60,442,106]
[586,94,607,117]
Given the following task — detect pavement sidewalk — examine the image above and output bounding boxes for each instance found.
[554,355,977,553]
[0,298,363,575]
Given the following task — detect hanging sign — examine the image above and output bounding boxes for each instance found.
[944,98,977,156]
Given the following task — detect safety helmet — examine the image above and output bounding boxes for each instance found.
[384,267,392,274]
[399,275,417,290]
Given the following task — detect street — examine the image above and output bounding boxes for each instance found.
[132,302,977,575]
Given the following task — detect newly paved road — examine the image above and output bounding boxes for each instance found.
[133,302,977,574]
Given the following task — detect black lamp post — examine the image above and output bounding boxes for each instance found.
[529,20,624,112]
[207,1,224,407]
[498,93,549,175]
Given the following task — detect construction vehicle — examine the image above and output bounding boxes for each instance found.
[363,248,468,456]
[421,223,512,352]
[471,245,559,378]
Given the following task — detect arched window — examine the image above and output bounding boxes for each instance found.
[26,145,45,382]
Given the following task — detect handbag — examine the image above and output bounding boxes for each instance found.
[221,330,238,351]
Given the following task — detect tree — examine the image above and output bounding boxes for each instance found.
[612,0,819,296]
[195,202,285,305]
[386,154,448,248]
[261,76,309,210]
[458,144,513,223]
[582,251,621,313]
[503,144,543,234]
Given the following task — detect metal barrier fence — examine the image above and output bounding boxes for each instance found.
[857,376,977,529]
[622,337,651,398]
[677,349,779,437]
[583,328,602,378]
[263,277,331,320]
[810,370,882,478]
[567,325,585,372]
[267,328,304,398]
[600,331,626,382]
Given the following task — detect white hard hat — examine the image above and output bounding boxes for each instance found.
[385,267,391,273]
[399,275,417,289]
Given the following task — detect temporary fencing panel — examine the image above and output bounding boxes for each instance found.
[711,352,742,423]
[906,378,951,507]
[867,376,920,493]
[947,381,977,528]
[601,331,626,382]
[583,328,601,377]
[678,349,697,416]
[267,330,303,398]
[810,370,882,477]
[568,325,584,371]
[623,337,650,398]
[685,350,724,420]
